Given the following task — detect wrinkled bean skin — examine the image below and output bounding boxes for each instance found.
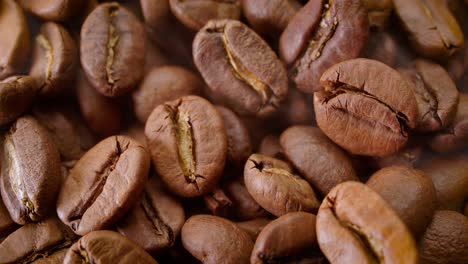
[18,0,84,22]
[244,154,320,217]
[314,58,419,157]
[280,126,358,196]
[64,230,158,264]
[145,95,227,197]
[1,116,61,225]
[193,19,288,118]
[418,210,468,264]
[81,2,146,97]
[251,212,317,264]
[181,215,253,264]
[317,182,418,264]
[367,166,437,238]
[280,0,369,93]
[0,76,37,126]
[56,136,150,236]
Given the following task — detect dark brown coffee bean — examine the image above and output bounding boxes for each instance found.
[144,38,169,72]
[0,76,37,126]
[133,66,202,123]
[80,2,146,97]
[361,0,393,28]
[203,186,233,216]
[317,182,417,264]
[244,154,319,217]
[258,134,283,159]
[1,116,61,225]
[0,217,77,263]
[418,210,468,264]
[64,230,158,264]
[223,176,266,221]
[0,197,16,240]
[0,0,30,80]
[393,0,464,59]
[236,217,270,240]
[193,19,288,117]
[367,166,437,238]
[251,212,317,264]
[217,106,252,167]
[400,59,459,132]
[18,0,84,22]
[169,0,241,31]
[279,0,368,93]
[280,126,358,196]
[370,143,423,169]
[241,0,301,38]
[181,215,253,264]
[274,87,314,129]
[421,156,468,212]
[56,136,150,235]
[363,30,397,67]
[430,93,468,152]
[145,95,227,197]
[76,70,122,137]
[314,58,419,157]
[140,0,171,31]
[116,175,185,254]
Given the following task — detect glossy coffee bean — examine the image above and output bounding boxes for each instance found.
[56,136,150,235]
[0,76,37,126]
[80,2,146,97]
[64,230,158,264]
[280,126,358,195]
[314,58,419,157]
[181,215,253,264]
[279,0,368,93]
[1,116,61,225]
[0,0,30,80]
[244,154,319,217]
[18,0,84,22]
[145,95,227,197]
[193,19,288,117]
[317,182,417,264]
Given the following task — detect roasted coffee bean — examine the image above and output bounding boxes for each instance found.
[393,0,464,59]
[140,0,171,31]
[274,87,314,129]
[421,156,468,212]
[418,210,468,264]
[64,230,158,264]
[29,22,77,97]
[361,0,393,28]
[280,126,358,195]
[370,143,423,169]
[193,19,288,117]
[223,176,266,221]
[363,30,397,67]
[314,58,419,157]
[169,0,241,31]
[18,0,84,22]
[317,182,418,264]
[279,0,368,93]
[430,93,468,152]
[0,197,16,240]
[241,0,301,38]
[145,95,227,197]
[236,217,270,240]
[244,154,319,217]
[80,2,146,97]
[251,212,317,264]
[217,106,252,167]
[0,0,30,80]
[144,38,169,72]
[181,215,253,264]
[56,136,150,235]
[203,187,233,216]
[0,217,77,263]
[76,70,122,137]
[133,66,202,124]
[400,59,459,132]
[367,166,437,238]
[0,76,37,126]
[123,123,147,149]
[258,134,283,159]
[1,116,61,225]
[116,175,185,254]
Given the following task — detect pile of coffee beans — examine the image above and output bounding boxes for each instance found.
[0,0,467,263]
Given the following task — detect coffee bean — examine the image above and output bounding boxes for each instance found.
[361,0,393,28]
[223,176,266,220]
[258,134,283,159]
[193,19,288,117]
[203,187,233,217]
[314,58,419,157]
[0,197,16,240]
[140,0,171,31]
[280,126,358,195]
[64,230,158,264]
[144,95,227,197]
[18,0,84,22]
[1,116,62,225]
[274,87,314,129]
[181,215,253,264]
[244,154,320,217]
[0,0,30,80]
[80,2,146,97]
[279,0,368,93]
[370,143,423,169]
[0,76,37,126]
[236,217,270,240]
[317,182,418,263]
[363,30,397,67]
[56,136,150,235]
